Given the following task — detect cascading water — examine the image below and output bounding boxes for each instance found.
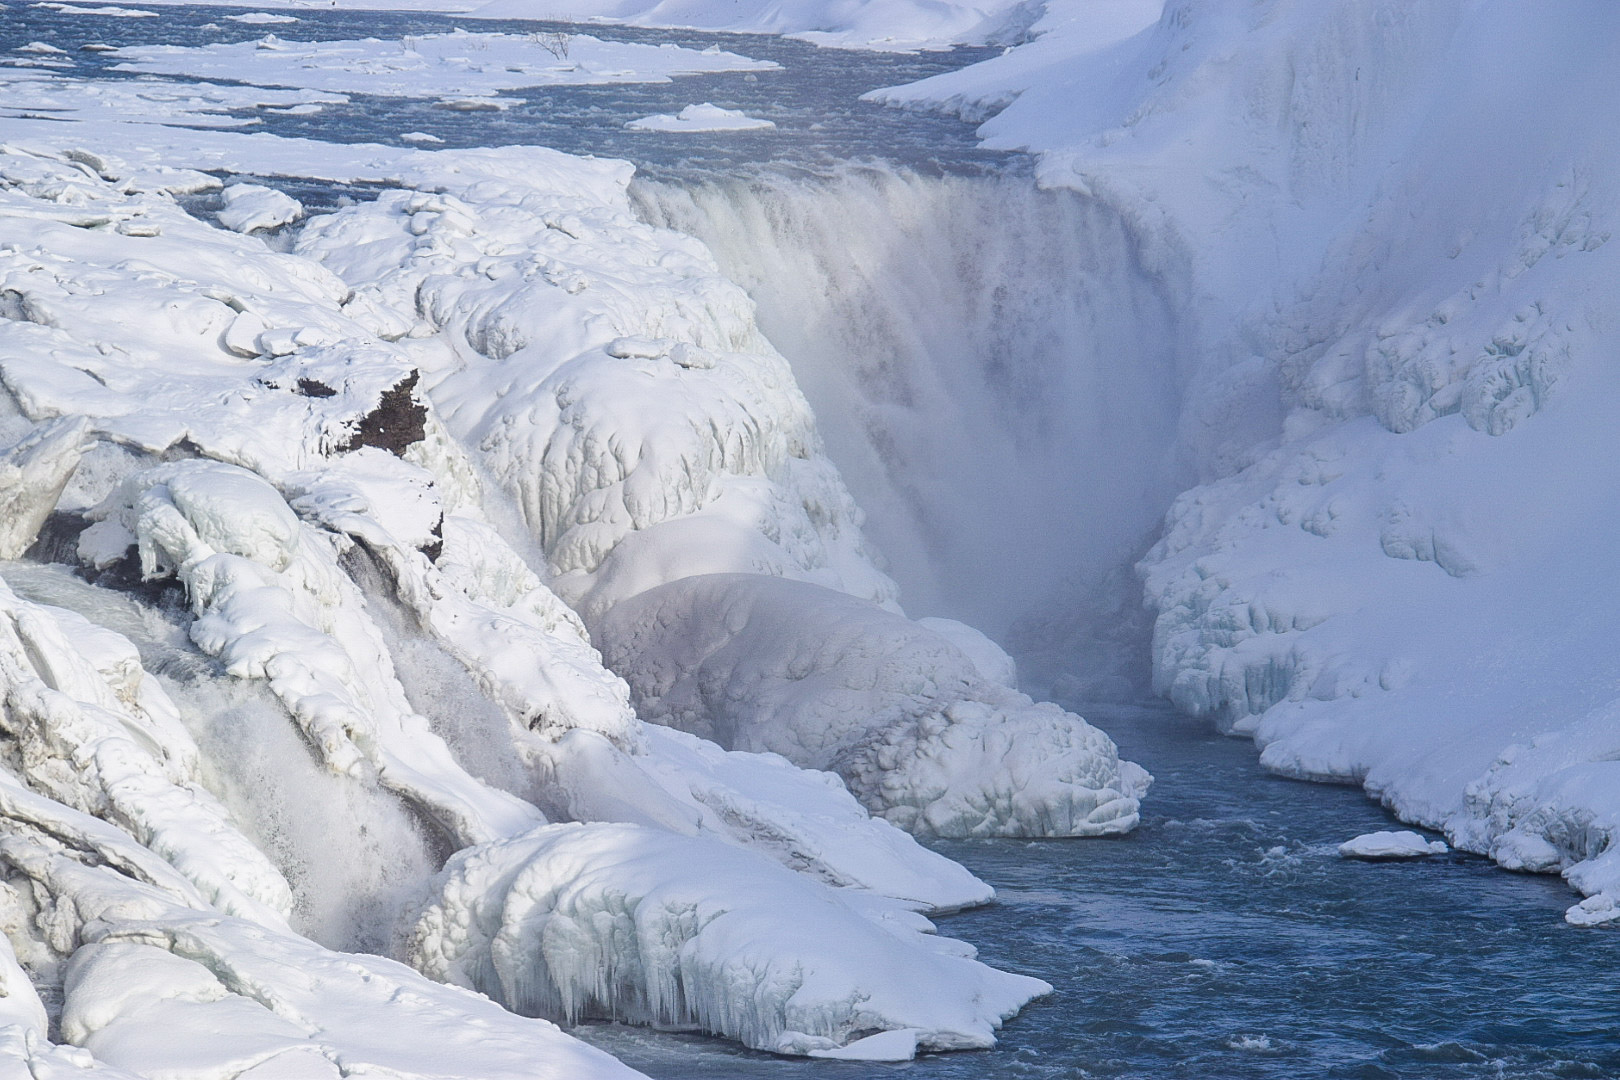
[636,168,1191,639]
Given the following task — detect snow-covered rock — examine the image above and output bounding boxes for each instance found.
[0,417,87,560]
[625,104,775,133]
[597,574,1148,837]
[1338,831,1448,860]
[408,821,1047,1056]
[0,137,1055,1070]
[217,183,302,233]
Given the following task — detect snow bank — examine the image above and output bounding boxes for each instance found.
[409,821,1047,1056]
[0,67,346,129]
[885,0,1620,919]
[625,103,775,133]
[598,574,1149,837]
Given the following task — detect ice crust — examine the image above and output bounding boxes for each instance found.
[0,135,1073,1070]
[599,574,1149,837]
[409,822,1047,1056]
[112,29,778,100]
[625,103,776,133]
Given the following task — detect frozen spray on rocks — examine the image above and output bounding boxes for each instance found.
[0,137,1142,1072]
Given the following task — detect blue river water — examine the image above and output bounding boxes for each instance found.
[5,7,1620,1078]
[577,703,1620,1079]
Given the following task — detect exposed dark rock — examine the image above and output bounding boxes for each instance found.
[338,371,427,457]
[296,377,338,398]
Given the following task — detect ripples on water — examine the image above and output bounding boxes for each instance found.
[579,705,1620,1080]
[0,2,1012,184]
[6,8,1620,1078]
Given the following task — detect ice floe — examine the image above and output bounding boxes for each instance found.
[625,103,775,133]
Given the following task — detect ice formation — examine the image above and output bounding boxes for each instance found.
[1338,832,1448,860]
[409,822,1046,1058]
[0,130,1087,1072]
[113,29,778,97]
[598,574,1148,836]
[625,104,776,133]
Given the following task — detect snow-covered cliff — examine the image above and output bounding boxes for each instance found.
[888,0,1620,924]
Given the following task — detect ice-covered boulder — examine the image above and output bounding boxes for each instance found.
[0,575,293,928]
[409,821,1047,1058]
[1338,831,1448,860]
[0,416,87,559]
[597,574,1149,837]
[0,819,648,1080]
[216,182,302,233]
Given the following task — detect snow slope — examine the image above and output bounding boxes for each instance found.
[0,130,1075,1070]
[887,0,1620,922]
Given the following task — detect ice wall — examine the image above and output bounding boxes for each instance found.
[637,168,1189,639]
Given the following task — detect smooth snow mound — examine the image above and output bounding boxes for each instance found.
[597,574,1150,838]
[1339,831,1448,860]
[217,182,301,232]
[410,822,1048,1055]
[625,103,775,132]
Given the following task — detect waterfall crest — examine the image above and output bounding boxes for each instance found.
[636,167,1189,638]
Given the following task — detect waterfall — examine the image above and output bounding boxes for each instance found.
[636,167,1190,641]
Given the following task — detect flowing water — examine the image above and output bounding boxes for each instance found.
[6,8,1619,1079]
[577,702,1620,1079]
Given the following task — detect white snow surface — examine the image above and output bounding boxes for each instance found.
[216,183,302,233]
[625,103,775,133]
[883,0,1620,919]
[0,136,1073,1069]
[598,574,1149,837]
[1338,832,1448,860]
[409,821,1047,1055]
